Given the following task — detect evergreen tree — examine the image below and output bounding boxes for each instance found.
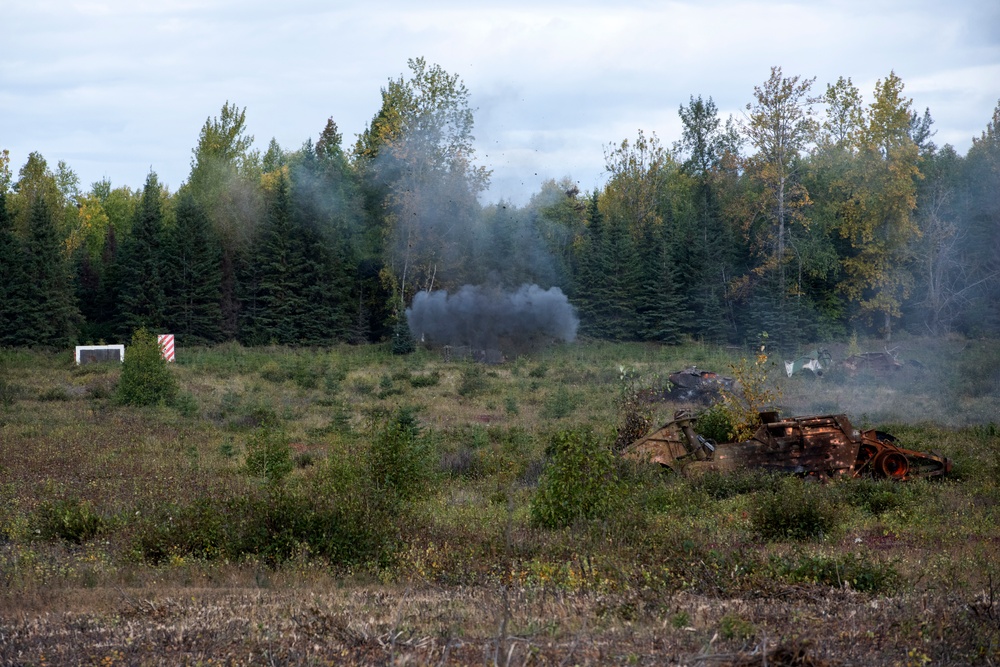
[635,223,687,343]
[116,172,167,336]
[0,190,33,345]
[20,196,79,346]
[584,212,642,341]
[163,190,223,344]
[252,172,306,344]
[289,141,355,344]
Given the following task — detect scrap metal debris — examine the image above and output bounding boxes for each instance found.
[623,410,951,481]
[662,367,736,403]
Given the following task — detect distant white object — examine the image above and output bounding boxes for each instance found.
[75,345,125,364]
[158,334,175,362]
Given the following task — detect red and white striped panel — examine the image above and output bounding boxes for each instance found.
[158,334,175,362]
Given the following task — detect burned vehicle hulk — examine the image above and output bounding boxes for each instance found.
[623,411,952,481]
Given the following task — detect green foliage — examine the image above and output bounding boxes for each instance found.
[367,407,436,501]
[391,318,416,355]
[116,172,167,336]
[751,477,840,540]
[162,190,223,344]
[541,386,579,420]
[457,363,489,397]
[132,480,398,568]
[836,477,921,515]
[689,468,784,500]
[531,429,621,529]
[770,551,901,594]
[244,426,293,483]
[695,403,736,443]
[35,497,107,544]
[115,328,177,406]
[718,613,755,640]
[716,333,781,441]
[613,367,652,451]
[408,370,440,388]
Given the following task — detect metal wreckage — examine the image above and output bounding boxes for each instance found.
[623,410,952,481]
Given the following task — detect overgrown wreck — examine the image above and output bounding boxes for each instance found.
[623,411,952,481]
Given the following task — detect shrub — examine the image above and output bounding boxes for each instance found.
[244,426,294,483]
[115,328,178,406]
[457,363,489,397]
[695,403,736,443]
[689,468,784,500]
[837,477,919,516]
[408,371,440,388]
[391,319,416,355]
[0,373,18,406]
[35,497,106,544]
[367,407,436,501]
[770,551,901,594]
[531,429,621,529]
[541,386,578,420]
[751,476,839,540]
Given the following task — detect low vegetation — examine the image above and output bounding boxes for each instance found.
[0,336,998,664]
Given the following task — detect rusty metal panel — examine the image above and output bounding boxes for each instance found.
[622,411,951,481]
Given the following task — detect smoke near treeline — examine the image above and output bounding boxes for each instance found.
[406,284,578,351]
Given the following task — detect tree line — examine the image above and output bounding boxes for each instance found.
[1,60,998,352]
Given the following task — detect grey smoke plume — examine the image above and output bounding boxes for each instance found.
[406,284,578,350]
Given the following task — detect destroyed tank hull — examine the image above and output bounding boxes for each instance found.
[623,411,951,481]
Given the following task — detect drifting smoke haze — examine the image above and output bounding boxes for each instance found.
[406,284,578,351]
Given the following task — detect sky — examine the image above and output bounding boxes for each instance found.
[3,0,999,205]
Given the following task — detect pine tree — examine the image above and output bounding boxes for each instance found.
[116,173,167,336]
[163,191,223,344]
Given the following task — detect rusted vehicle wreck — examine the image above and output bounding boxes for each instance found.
[623,411,952,481]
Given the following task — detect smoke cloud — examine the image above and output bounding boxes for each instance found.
[406,283,578,351]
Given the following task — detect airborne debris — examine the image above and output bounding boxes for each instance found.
[623,410,951,481]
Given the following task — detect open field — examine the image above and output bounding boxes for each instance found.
[1,336,999,665]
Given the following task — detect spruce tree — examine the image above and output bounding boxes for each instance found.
[254,172,305,344]
[19,196,79,347]
[0,190,33,345]
[163,191,223,344]
[587,214,642,341]
[116,173,166,336]
[636,223,687,343]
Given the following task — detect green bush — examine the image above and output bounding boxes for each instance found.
[751,477,840,540]
[244,426,294,483]
[391,319,416,355]
[457,363,489,397]
[689,468,784,500]
[132,482,399,568]
[35,497,107,544]
[367,407,436,501]
[770,551,901,594]
[541,386,578,419]
[531,429,621,529]
[115,328,178,406]
[408,371,441,388]
[837,477,919,516]
[696,403,736,443]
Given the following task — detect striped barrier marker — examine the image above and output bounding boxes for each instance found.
[158,334,175,362]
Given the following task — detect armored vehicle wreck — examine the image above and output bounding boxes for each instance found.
[623,411,951,481]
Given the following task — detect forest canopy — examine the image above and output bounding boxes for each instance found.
[1,61,998,352]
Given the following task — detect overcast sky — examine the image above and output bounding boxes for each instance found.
[3,0,999,205]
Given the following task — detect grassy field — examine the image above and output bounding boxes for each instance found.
[1,335,999,665]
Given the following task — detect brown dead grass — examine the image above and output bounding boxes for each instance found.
[0,581,994,665]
